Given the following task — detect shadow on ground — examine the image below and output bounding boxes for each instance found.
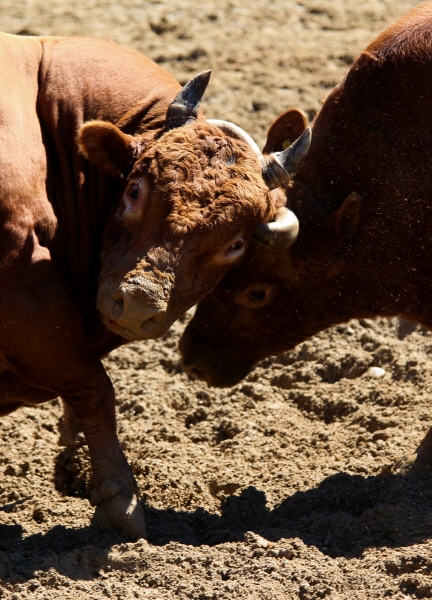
[147,470,432,556]
[2,468,432,582]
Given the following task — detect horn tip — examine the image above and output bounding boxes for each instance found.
[194,69,212,85]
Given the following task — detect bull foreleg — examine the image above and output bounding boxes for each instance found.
[62,372,146,539]
[1,274,146,539]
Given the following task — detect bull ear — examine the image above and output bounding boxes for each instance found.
[328,192,362,242]
[263,108,309,154]
[78,121,137,177]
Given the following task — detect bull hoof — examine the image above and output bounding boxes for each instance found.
[391,450,432,476]
[92,494,147,540]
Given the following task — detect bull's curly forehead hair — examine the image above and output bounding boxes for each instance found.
[131,122,274,233]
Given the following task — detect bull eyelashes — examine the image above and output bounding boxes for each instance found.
[261,127,312,190]
[165,70,212,130]
[223,236,246,262]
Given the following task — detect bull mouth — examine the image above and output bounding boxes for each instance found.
[104,314,171,341]
[105,318,140,341]
[180,353,254,388]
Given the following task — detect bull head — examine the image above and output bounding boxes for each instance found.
[78,73,310,342]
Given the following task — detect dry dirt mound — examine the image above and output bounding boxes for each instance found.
[0,1,429,599]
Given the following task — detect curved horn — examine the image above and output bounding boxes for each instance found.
[206,119,263,157]
[253,206,299,249]
[165,70,212,130]
[261,126,312,190]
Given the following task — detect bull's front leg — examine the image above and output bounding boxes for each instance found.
[1,277,146,539]
[62,370,146,538]
[0,365,146,538]
[0,366,146,538]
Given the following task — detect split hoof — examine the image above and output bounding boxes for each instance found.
[92,494,147,540]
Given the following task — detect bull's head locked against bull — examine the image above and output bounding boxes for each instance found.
[79,71,311,342]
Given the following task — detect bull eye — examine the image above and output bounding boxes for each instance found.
[235,283,273,308]
[127,181,140,201]
[224,237,245,261]
[249,289,267,302]
[122,177,149,219]
[229,240,244,251]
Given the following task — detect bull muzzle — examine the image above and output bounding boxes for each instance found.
[115,287,169,338]
[99,274,175,340]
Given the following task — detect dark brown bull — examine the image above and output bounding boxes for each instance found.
[0,33,310,537]
[180,2,432,468]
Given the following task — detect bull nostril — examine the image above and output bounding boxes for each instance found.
[111,297,124,319]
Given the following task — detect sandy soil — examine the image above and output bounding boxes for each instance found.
[0,1,430,598]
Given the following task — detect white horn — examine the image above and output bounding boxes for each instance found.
[253,206,299,249]
[207,119,263,157]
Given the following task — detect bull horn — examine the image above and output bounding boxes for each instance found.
[206,119,263,157]
[165,70,212,130]
[253,206,299,249]
[261,126,312,190]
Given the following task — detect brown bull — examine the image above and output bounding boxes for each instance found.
[180,2,432,468]
[0,33,311,537]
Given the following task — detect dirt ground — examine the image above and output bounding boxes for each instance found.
[0,0,430,598]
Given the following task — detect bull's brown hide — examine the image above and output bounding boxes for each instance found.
[0,32,276,538]
[181,1,432,395]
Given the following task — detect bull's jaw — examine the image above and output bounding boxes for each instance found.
[181,357,254,388]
